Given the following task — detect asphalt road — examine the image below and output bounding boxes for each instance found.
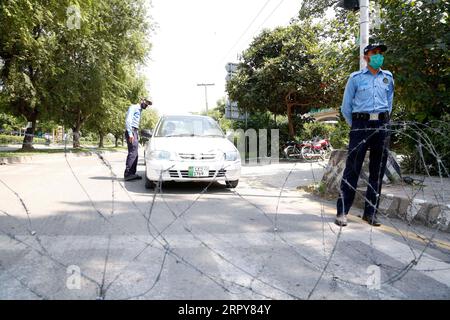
[0,149,449,299]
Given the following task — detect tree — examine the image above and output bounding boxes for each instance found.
[1,0,153,149]
[227,19,352,137]
[202,98,233,132]
[140,108,159,131]
[0,0,66,149]
[109,101,127,147]
[371,0,450,173]
[309,8,359,108]
[47,0,151,148]
[298,0,340,20]
[0,112,26,134]
[110,69,151,147]
[372,0,449,122]
[86,64,158,148]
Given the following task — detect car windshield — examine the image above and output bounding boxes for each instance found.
[155,116,225,138]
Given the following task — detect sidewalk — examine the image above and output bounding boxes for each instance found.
[321,150,450,232]
[353,175,450,232]
[0,144,126,165]
[0,143,125,152]
[0,143,97,152]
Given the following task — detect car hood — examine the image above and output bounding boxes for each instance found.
[149,136,237,154]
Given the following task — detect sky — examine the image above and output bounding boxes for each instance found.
[142,0,304,115]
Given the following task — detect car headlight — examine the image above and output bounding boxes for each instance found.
[148,150,173,160]
[224,151,238,161]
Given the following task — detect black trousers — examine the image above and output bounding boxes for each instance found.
[337,118,390,217]
[124,128,139,177]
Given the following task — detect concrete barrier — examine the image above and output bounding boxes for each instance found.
[321,149,402,196]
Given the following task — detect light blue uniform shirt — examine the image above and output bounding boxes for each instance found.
[125,104,142,136]
[341,67,394,126]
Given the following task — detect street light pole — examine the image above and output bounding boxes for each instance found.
[359,0,370,70]
[197,83,215,113]
[337,0,370,70]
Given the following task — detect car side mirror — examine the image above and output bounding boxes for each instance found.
[141,129,153,138]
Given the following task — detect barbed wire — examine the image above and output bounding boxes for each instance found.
[304,120,449,294]
[93,152,280,299]
[0,120,449,299]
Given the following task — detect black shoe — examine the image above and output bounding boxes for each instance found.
[362,215,381,227]
[124,174,142,181]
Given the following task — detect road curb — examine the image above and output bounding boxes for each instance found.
[0,150,121,165]
[353,191,450,233]
[319,149,450,232]
[314,189,450,233]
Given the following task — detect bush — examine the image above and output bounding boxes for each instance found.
[0,134,46,145]
[399,120,450,176]
[0,113,26,132]
[218,117,233,133]
[287,119,351,149]
[329,120,350,149]
[302,122,335,140]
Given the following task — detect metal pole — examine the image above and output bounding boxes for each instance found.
[197,83,215,114]
[359,0,370,70]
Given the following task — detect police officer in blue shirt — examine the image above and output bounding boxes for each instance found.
[124,98,152,181]
[335,44,394,227]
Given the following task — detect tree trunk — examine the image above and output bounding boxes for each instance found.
[287,104,295,138]
[121,133,124,146]
[114,135,119,147]
[73,125,81,148]
[21,112,38,151]
[98,131,104,148]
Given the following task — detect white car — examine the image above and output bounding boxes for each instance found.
[144,115,241,189]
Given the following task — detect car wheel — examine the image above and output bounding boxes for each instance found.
[226,180,239,188]
[145,175,156,189]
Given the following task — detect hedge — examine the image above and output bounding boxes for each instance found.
[0,134,46,145]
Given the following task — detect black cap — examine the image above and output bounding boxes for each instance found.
[141,97,152,106]
[363,43,387,55]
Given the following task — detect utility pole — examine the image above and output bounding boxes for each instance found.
[197,83,215,113]
[359,0,370,70]
[338,0,370,70]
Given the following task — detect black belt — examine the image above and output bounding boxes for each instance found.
[352,112,389,121]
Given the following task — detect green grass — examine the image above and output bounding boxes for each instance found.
[0,146,126,158]
[96,146,127,151]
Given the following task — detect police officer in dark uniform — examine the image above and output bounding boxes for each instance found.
[335,44,394,227]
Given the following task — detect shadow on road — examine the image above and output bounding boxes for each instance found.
[117,169,234,195]
[2,174,450,300]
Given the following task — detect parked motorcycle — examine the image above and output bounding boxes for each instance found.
[283,140,308,160]
[300,137,333,161]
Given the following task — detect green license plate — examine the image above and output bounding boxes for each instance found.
[188,166,209,177]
